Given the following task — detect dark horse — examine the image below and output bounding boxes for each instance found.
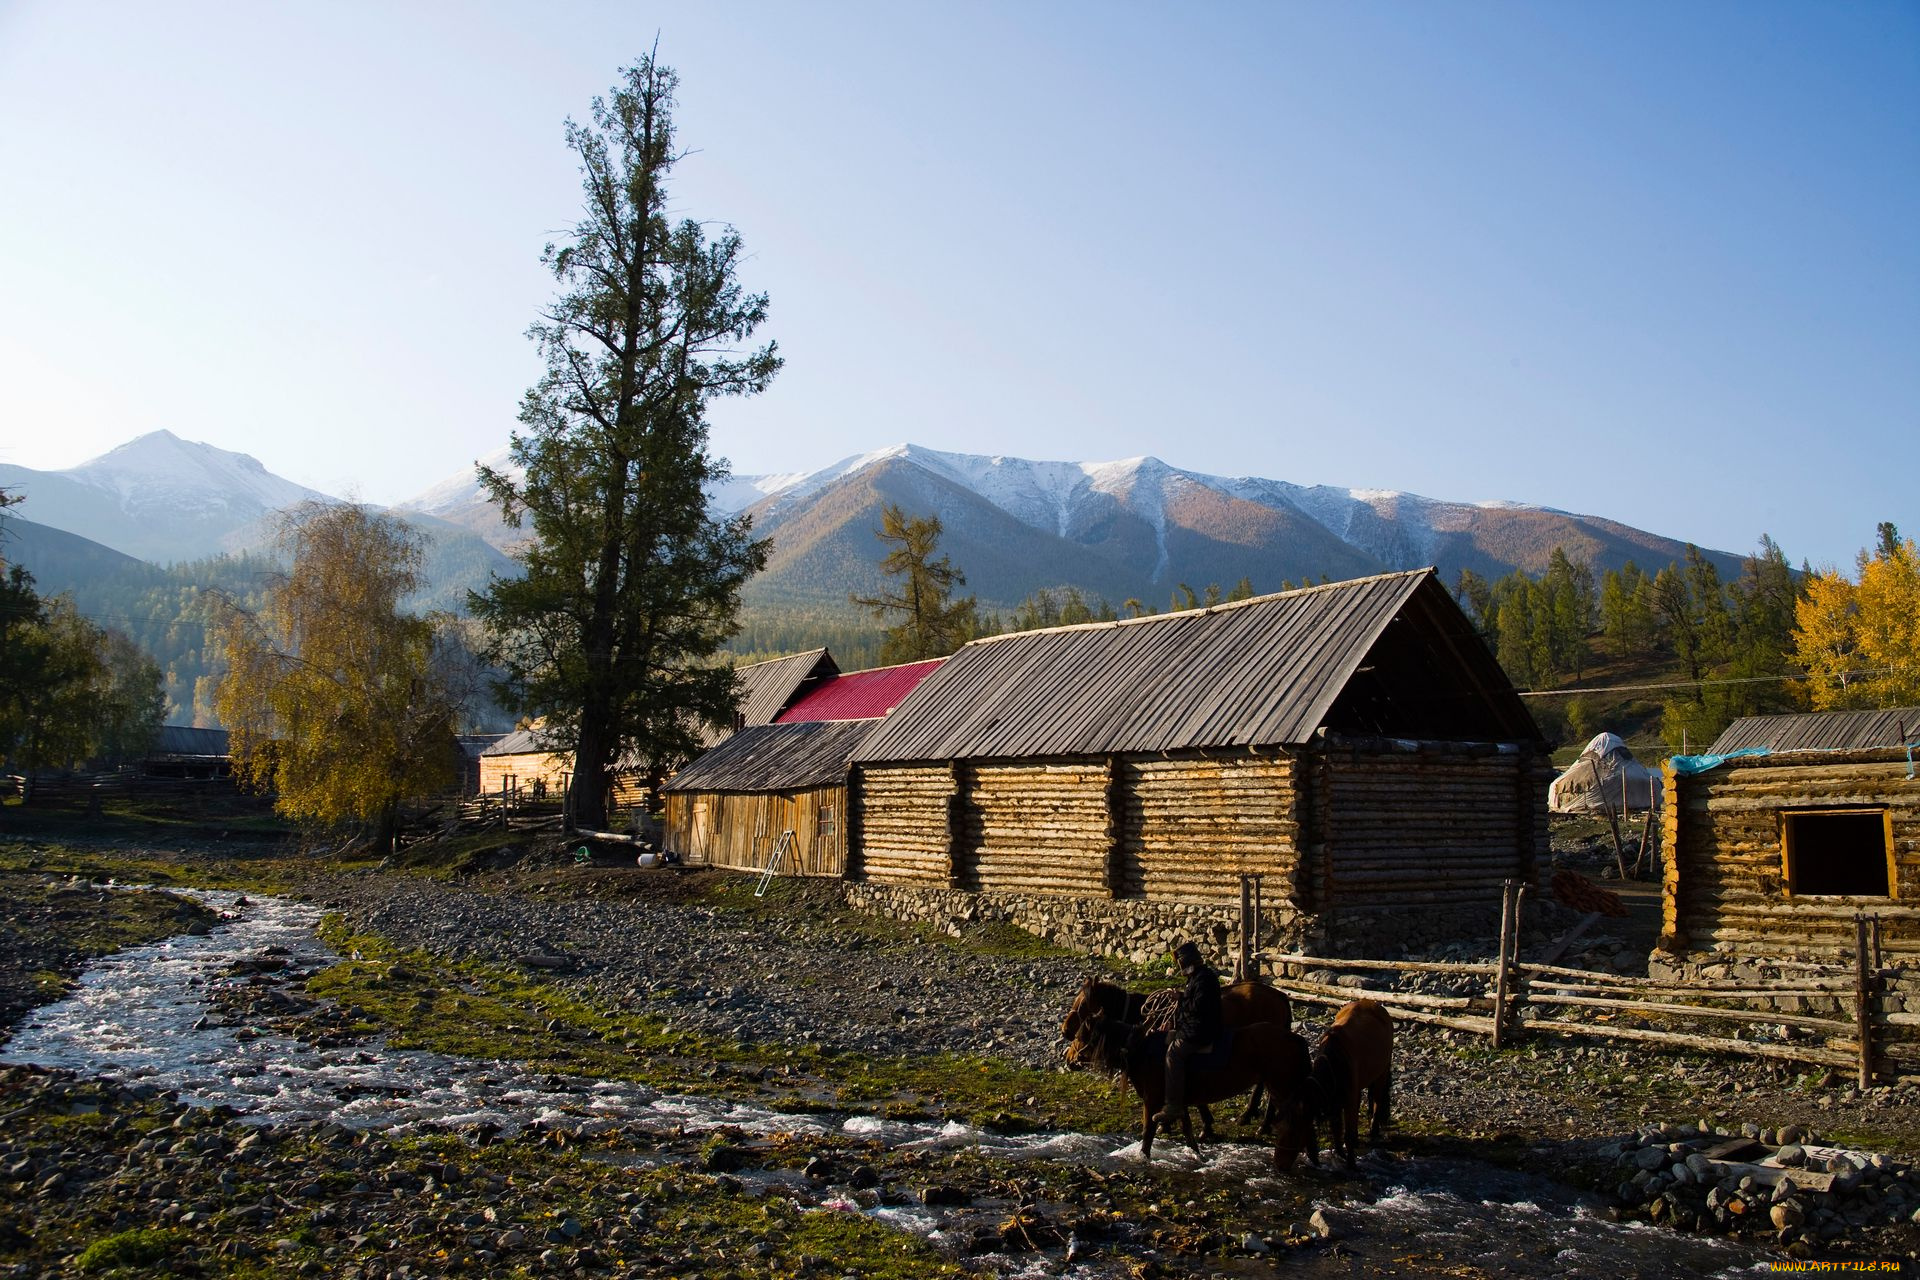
[1060,976,1295,1137]
[1308,998,1393,1168]
[1072,1014,1316,1167]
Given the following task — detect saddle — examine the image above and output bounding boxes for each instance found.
[1191,1028,1235,1071]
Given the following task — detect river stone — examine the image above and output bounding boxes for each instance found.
[1776,1144,1805,1167]
[1309,1208,1342,1240]
[1633,1146,1667,1171]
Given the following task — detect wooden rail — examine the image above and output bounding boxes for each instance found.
[1242,877,1897,1079]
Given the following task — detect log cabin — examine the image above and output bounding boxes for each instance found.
[845,568,1548,959]
[1661,707,1920,963]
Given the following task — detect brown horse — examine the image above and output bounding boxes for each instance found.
[1072,1015,1316,1167]
[1308,998,1393,1168]
[1060,976,1295,1135]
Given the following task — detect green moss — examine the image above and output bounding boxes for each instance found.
[0,842,297,894]
[74,1227,187,1272]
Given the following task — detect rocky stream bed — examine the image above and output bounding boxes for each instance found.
[0,836,1916,1277]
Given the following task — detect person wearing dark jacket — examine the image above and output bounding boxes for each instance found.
[1157,940,1222,1126]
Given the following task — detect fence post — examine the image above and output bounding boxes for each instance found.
[1237,875,1253,982]
[1493,879,1516,1049]
[1855,913,1875,1090]
[1251,874,1263,982]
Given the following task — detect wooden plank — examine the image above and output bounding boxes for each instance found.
[1523,993,1854,1034]
[1516,1015,1857,1067]
[1266,976,1481,1010]
[1266,952,1501,976]
[1277,987,1496,1036]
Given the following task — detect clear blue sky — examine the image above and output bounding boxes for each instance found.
[1,2,1914,572]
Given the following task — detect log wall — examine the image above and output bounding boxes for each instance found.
[1314,740,1545,915]
[1115,754,1301,902]
[850,765,955,885]
[960,762,1112,895]
[1663,752,1920,960]
[662,787,847,877]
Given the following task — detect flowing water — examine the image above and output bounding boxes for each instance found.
[1,890,1778,1278]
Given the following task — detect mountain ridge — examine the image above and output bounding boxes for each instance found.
[4,432,1750,616]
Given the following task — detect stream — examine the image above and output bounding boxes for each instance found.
[1,890,1779,1278]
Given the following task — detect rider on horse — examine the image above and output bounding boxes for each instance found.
[1156,940,1222,1127]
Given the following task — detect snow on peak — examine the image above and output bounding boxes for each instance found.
[70,430,327,513]
[396,446,519,517]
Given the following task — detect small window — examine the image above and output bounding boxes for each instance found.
[1781,809,1894,897]
[817,805,836,839]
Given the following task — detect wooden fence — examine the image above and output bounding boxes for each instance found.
[1262,879,1907,1084]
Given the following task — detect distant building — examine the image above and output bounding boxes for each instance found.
[143,725,231,780]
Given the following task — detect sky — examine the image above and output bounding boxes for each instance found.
[0,2,1914,572]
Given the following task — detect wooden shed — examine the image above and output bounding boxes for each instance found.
[477,727,571,801]
[142,726,232,780]
[1661,707,1920,963]
[661,659,946,876]
[662,719,874,876]
[848,568,1548,951]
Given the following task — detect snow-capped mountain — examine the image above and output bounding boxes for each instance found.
[6,431,1743,614]
[712,442,1739,608]
[0,430,335,563]
[397,448,803,551]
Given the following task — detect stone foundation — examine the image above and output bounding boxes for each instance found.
[840,881,1512,967]
[1648,948,1920,1081]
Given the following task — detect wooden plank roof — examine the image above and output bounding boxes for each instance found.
[1709,706,1920,755]
[664,719,875,793]
[481,727,563,757]
[150,725,230,758]
[855,568,1536,764]
[696,647,841,747]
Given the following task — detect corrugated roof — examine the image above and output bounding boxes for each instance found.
[697,647,841,746]
[664,719,875,793]
[481,728,563,757]
[855,568,1524,763]
[150,725,229,757]
[775,659,945,724]
[1709,707,1920,755]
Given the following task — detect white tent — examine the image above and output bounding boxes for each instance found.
[1549,732,1662,814]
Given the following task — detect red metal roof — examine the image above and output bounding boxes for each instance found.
[775,658,946,723]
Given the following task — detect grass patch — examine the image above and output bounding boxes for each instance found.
[303,916,1136,1135]
[0,840,300,894]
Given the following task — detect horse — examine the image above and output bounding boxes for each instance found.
[1060,976,1295,1135]
[1071,1014,1316,1168]
[1307,998,1393,1168]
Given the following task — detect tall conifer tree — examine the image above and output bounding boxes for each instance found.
[473,56,778,828]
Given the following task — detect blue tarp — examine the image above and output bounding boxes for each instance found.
[1667,747,1771,776]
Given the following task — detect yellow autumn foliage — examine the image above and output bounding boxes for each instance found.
[214,504,457,846]
[1792,536,1920,710]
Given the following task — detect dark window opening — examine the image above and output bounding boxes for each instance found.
[1782,810,1892,897]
